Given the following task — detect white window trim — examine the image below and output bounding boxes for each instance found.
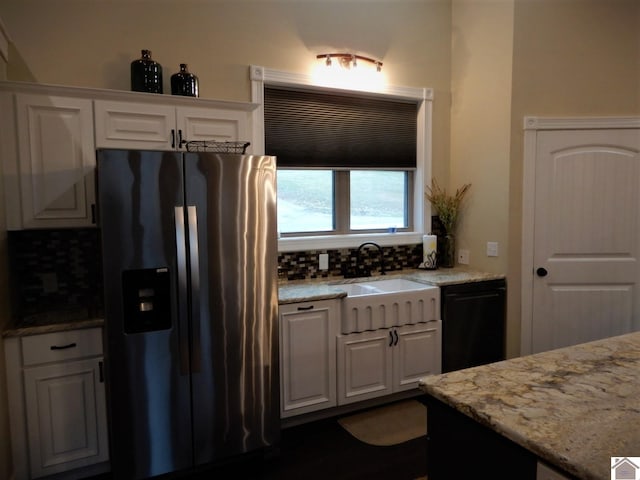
[249,65,433,252]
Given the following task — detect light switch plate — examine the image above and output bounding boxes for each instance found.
[458,249,470,265]
[487,242,499,257]
[319,253,329,270]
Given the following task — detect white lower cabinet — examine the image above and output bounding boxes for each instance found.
[4,328,109,479]
[337,321,441,405]
[279,300,339,418]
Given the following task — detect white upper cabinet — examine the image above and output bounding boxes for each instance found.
[94,100,253,151]
[0,81,258,229]
[1,91,96,229]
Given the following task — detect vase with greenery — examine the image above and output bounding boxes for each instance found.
[425,178,471,268]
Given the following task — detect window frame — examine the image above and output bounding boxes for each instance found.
[276,169,414,237]
[249,65,433,252]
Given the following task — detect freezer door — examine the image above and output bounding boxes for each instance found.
[97,149,193,479]
[184,153,280,464]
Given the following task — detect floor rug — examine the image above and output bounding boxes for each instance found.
[337,399,427,446]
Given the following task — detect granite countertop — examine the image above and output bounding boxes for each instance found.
[278,266,505,304]
[420,332,640,480]
[2,307,104,338]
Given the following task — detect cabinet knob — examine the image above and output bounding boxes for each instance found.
[536,267,548,277]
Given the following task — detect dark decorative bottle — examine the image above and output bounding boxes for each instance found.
[131,49,163,94]
[171,64,199,97]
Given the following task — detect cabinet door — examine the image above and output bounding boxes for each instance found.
[23,358,109,478]
[279,300,338,418]
[14,94,96,228]
[393,321,441,392]
[337,329,393,405]
[94,100,176,150]
[177,106,251,148]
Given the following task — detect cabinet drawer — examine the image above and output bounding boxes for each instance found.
[21,328,102,366]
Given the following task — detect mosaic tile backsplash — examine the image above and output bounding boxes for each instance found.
[278,243,424,281]
[7,228,424,319]
[8,229,104,320]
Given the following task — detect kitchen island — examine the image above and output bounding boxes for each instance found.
[420,331,640,480]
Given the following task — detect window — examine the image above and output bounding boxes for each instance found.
[252,66,432,248]
[277,170,412,236]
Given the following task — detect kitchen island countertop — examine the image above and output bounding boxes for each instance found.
[420,331,640,480]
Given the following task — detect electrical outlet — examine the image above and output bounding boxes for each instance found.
[458,249,470,265]
[487,242,499,257]
[319,253,329,270]
[40,273,58,293]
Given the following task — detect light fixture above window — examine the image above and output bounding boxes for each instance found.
[316,53,383,72]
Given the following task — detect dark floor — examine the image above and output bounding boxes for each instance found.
[91,400,427,480]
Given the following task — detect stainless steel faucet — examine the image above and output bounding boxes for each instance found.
[357,242,386,276]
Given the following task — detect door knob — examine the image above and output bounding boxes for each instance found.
[536,267,548,277]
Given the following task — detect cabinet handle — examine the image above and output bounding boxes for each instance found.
[50,342,77,351]
[297,305,314,311]
[178,129,184,147]
[389,330,394,347]
[393,330,399,346]
[171,129,176,149]
[99,361,104,383]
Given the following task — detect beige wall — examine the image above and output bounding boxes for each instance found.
[508,0,640,356]
[450,1,513,271]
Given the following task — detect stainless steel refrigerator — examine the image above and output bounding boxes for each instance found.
[97,149,279,479]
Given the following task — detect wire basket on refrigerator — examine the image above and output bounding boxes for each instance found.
[185,140,251,154]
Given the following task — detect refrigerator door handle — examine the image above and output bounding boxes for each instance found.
[175,206,190,376]
[187,205,202,373]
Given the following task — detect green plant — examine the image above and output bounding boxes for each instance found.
[425,178,471,234]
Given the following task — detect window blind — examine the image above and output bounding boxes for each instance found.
[264,86,417,169]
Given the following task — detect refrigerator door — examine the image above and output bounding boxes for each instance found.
[184,153,279,464]
[98,149,193,479]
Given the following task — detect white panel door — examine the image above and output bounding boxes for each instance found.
[532,129,640,353]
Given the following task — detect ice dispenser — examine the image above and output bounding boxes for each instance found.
[122,268,172,333]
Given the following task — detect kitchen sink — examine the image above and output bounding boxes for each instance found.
[338,283,382,297]
[337,278,440,333]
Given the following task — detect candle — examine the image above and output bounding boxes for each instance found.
[423,234,437,269]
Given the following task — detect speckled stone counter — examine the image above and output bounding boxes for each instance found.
[2,317,104,338]
[278,266,504,304]
[420,332,640,480]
